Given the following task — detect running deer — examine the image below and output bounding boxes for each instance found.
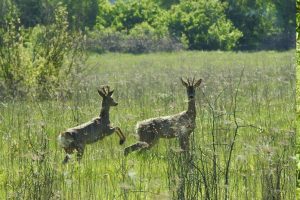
[124,77,202,156]
[58,86,126,163]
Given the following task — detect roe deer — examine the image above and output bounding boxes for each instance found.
[124,77,202,156]
[58,86,126,163]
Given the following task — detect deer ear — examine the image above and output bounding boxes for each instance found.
[108,90,114,96]
[98,89,105,97]
[194,79,202,88]
[180,77,188,87]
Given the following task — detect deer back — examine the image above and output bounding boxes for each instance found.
[137,111,195,139]
[66,117,113,144]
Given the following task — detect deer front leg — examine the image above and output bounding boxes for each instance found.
[179,134,190,152]
[75,144,85,162]
[63,155,70,164]
[114,127,126,145]
[63,147,75,164]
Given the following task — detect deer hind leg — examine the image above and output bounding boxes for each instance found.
[63,147,75,164]
[124,141,149,156]
[63,155,70,164]
[75,144,85,162]
[124,132,159,156]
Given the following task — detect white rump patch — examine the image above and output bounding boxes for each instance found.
[57,134,73,148]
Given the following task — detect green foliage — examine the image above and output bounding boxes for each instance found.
[225,0,293,49]
[14,0,45,27]
[62,0,99,30]
[32,5,72,93]
[0,3,86,99]
[297,0,300,49]
[96,0,114,31]
[0,51,295,199]
[30,4,87,98]
[95,0,242,51]
[272,0,295,47]
[97,0,166,33]
[0,3,30,96]
[296,0,299,153]
[94,0,295,51]
[126,22,175,53]
[93,1,182,53]
[167,0,242,50]
[2,0,295,51]
[12,0,99,30]
[0,0,13,26]
[207,17,243,50]
[129,22,156,37]
[154,0,179,9]
[87,24,183,54]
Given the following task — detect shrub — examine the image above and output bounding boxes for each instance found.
[167,0,242,50]
[87,23,184,54]
[0,3,86,99]
[0,3,30,97]
[92,0,183,53]
[97,0,165,32]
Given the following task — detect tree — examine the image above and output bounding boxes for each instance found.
[167,0,242,50]
[272,0,296,49]
[224,0,295,50]
[14,0,46,27]
[154,0,179,9]
[113,0,164,32]
[62,0,99,30]
[96,0,169,35]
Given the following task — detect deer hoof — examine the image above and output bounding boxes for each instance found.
[119,139,125,145]
[124,148,129,156]
[62,158,69,164]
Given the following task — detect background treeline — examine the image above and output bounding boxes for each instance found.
[1,0,295,52]
[0,0,295,99]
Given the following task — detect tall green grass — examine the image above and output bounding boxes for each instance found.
[0,51,295,199]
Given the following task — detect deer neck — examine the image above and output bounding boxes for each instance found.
[187,98,196,118]
[100,106,110,122]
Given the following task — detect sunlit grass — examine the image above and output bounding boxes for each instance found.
[0,50,296,199]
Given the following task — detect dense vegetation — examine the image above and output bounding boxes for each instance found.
[296,0,300,197]
[0,0,296,199]
[0,51,295,199]
[1,0,295,51]
[0,2,86,98]
[0,0,295,98]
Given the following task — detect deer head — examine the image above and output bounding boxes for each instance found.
[181,77,202,100]
[98,85,118,107]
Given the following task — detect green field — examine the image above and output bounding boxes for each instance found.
[0,51,296,199]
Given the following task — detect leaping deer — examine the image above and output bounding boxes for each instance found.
[124,77,202,156]
[58,86,126,163]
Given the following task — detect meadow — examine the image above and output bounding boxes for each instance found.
[0,51,296,199]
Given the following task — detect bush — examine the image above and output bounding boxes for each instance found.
[0,3,86,99]
[92,0,184,53]
[96,0,165,32]
[87,23,184,54]
[94,0,242,52]
[125,22,183,53]
[0,3,29,97]
[167,0,242,50]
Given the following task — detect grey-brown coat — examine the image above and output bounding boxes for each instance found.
[124,78,202,156]
[58,86,125,163]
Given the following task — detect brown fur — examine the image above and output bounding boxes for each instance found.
[124,77,202,156]
[58,86,126,163]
